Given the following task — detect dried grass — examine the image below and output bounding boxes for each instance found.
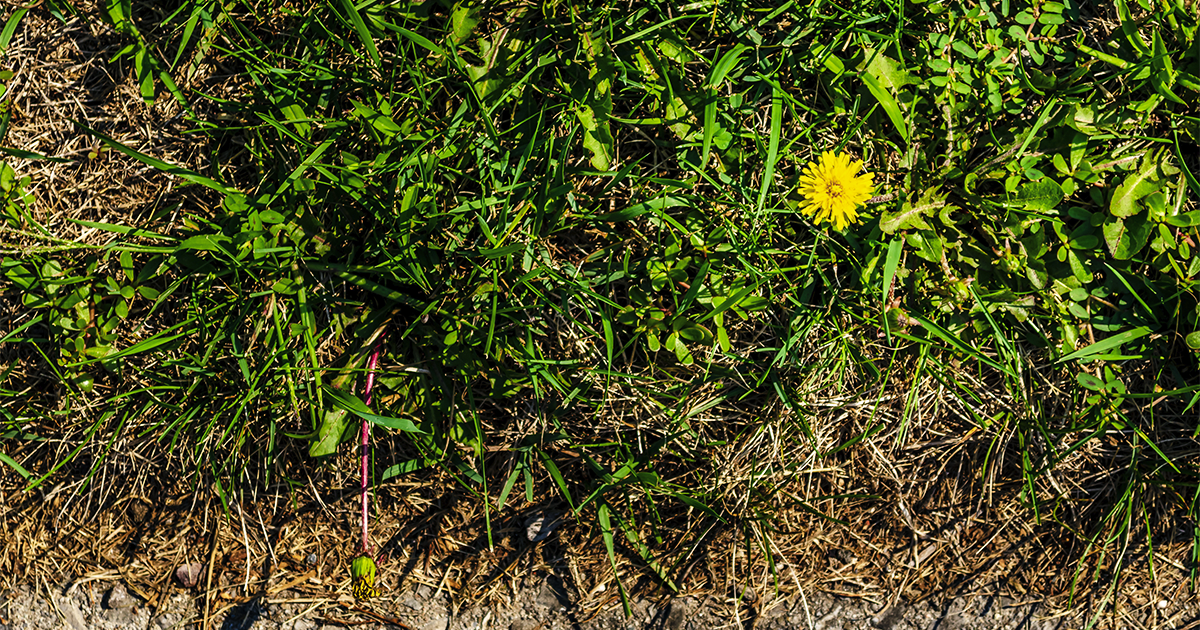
[1,5,1199,630]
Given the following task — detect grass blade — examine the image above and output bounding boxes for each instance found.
[337,0,381,69]
[756,85,782,213]
[72,120,235,194]
[1054,327,1153,364]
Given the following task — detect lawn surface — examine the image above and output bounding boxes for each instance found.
[1,0,1199,625]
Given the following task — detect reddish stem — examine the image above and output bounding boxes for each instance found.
[361,343,381,556]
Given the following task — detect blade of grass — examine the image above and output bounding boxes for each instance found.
[858,71,908,144]
[72,120,235,194]
[1053,326,1153,364]
[337,0,381,69]
[0,451,31,479]
[597,501,632,617]
[756,85,782,213]
[0,7,30,55]
[880,236,902,340]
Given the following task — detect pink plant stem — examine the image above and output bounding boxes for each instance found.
[361,343,381,556]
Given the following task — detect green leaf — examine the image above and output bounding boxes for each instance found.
[324,386,423,433]
[1110,153,1162,218]
[1069,234,1099,249]
[575,31,614,171]
[355,102,402,137]
[863,47,914,92]
[449,3,479,46]
[1167,211,1200,227]
[178,234,232,253]
[1186,331,1200,350]
[674,322,713,344]
[308,408,350,457]
[859,71,908,144]
[1054,326,1153,364]
[4,263,36,290]
[1015,179,1065,211]
[1102,214,1152,259]
[879,201,933,234]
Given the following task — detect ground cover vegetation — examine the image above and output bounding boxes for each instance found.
[1,0,1199,623]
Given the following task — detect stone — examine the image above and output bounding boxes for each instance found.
[418,616,447,630]
[525,510,565,542]
[100,606,137,627]
[104,583,135,609]
[534,575,569,609]
[870,603,905,630]
[175,563,204,588]
[665,598,694,630]
[57,598,87,630]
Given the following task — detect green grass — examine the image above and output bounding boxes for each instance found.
[2,0,1200,614]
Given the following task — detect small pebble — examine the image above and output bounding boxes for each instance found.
[104,583,135,609]
[175,563,204,588]
[525,510,564,542]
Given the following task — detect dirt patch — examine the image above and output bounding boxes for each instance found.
[2,9,224,246]
[2,478,1199,630]
[3,571,1199,630]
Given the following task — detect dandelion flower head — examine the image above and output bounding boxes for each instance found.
[351,555,380,601]
[797,151,875,230]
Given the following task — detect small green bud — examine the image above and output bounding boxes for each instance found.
[350,555,379,601]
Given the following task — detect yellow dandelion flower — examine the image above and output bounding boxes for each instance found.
[797,151,875,230]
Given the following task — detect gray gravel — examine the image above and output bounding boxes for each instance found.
[7,573,1191,630]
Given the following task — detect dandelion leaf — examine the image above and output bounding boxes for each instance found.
[862,47,914,92]
[880,188,947,234]
[1015,179,1065,211]
[1110,152,1167,218]
[880,202,932,233]
[309,407,351,458]
[1102,214,1153,259]
[575,31,615,170]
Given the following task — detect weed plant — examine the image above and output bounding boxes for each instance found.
[2,0,1199,613]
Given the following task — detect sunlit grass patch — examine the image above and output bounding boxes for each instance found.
[0,0,1198,618]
